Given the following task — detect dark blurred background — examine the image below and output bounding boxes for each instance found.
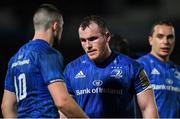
[0,0,180,117]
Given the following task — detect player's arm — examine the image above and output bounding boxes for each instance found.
[137,88,159,118]
[59,110,67,118]
[48,81,88,118]
[1,90,17,118]
[59,94,74,118]
[134,68,159,118]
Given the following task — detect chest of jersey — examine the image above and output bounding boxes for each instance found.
[70,63,134,96]
[149,65,180,87]
[148,63,180,93]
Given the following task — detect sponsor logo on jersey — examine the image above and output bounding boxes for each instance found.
[165,78,173,85]
[76,87,123,96]
[151,68,160,75]
[74,71,86,79]
[110,66,123,79]
[81,60,86,64]
[18,55,23,60]
[92,80,103,87]
[152,84,180,92]
[11,59,30,68]
[174,71,180,80]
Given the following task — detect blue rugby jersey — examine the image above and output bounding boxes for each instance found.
[4,39,64,118]
[137,53,180,118]
[64,52,151,118]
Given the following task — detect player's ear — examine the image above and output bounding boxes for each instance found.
[149,36,153,46]
[52,21,59,32]
[105,32,111,42]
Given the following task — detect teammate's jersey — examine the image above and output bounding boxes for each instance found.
[137,53,180,118]
[5,39,64,118]
[64,52,151,118]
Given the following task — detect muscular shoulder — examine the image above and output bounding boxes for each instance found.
[66,54,88,69]
[116,53,142,68]
[31,42,59,55]
[137,54,151,64]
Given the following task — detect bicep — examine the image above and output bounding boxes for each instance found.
[137,89,158,117]
[137,89,155,109]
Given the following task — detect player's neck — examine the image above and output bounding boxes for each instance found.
[95,46,112,64]
[104,47,112,61]
[150,52,169,62]
[33,30,53,46]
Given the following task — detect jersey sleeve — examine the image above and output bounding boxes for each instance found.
[133,63,152,95]
[63,64,75,95]
[4,58,15,92]
[38,52,64,85]
[137,57,152,78]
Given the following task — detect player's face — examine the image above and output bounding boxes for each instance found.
[79,23,110,63]
[149,25,175,61]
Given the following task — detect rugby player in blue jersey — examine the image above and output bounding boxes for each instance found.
[1,4,87,118]
[137,20,180,118]
[63,15,159,118]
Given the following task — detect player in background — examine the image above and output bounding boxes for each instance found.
[137,20,180,118]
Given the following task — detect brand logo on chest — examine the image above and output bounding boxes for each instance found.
[92,80,103,86]
[110,66,123,79]
[74,71,86,79]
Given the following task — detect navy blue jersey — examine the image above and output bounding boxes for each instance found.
[4,39,64,118]
[137,54,180,118]
[64,52,151,118]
